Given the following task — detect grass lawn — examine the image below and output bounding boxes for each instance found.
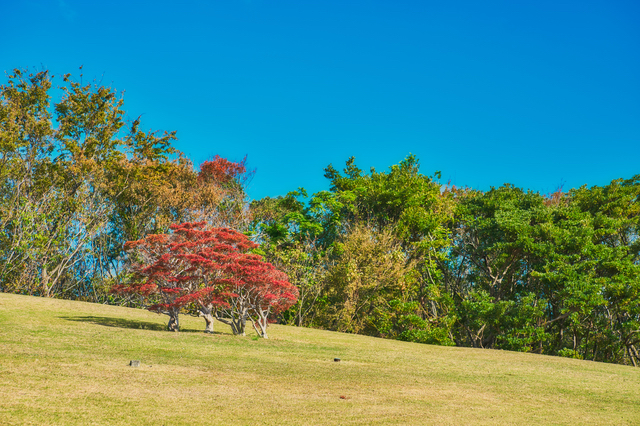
[1,292,638,425]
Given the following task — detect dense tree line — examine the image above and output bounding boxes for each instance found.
[252,157,640,366]
[2,69,638,365]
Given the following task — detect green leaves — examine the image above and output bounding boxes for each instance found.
[252,155,456,343]
[444,179,640,363]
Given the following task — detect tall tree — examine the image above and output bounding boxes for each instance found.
[321,155,456,343]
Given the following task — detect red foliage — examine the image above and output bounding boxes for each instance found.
[198,155,255,186]
[113,221,297,334]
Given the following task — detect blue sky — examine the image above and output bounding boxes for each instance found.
[2,0,639,200]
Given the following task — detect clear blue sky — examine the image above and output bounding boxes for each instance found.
[2,0,639,200]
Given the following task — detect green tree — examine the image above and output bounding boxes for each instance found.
[445,185,553,350]
[250,189,329,327]
[321,155,456,342]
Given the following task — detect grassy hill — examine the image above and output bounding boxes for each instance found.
[1,293,638,425]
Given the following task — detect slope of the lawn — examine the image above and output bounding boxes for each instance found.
[1,293,638,425]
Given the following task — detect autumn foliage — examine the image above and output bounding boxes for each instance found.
[198,155,254,186]
[112,222,297,336]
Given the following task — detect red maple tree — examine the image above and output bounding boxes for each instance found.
[215,251,299,338]
[112,222,298,336]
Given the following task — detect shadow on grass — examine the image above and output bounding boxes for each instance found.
[59,315,229,334]
[60,315,233,335]
[61,315,168,331]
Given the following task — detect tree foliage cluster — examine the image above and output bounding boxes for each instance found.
[112,222,297,337]
[2,68,639,365]
[0,68,250,302]
[252,157,640,367]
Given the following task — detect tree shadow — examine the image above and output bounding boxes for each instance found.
[61,315,167,331]
[60,315,225,334]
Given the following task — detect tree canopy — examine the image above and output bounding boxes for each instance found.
[2,67,639,366]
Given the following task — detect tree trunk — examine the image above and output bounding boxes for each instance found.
[42,267,52,298]
[252,312,269,339]
[214,305,249,336]
[228,308,248,336]
[230,318,245,336]
[199,304,215,333]
[203,314,214,333]
[629,345,639,367]
[167,309,180,332]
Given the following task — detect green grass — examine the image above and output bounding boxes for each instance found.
[1,293,639,425]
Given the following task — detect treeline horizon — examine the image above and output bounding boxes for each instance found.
[2,68,639,367]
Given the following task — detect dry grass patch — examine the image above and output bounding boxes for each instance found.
[1,293,639,425]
